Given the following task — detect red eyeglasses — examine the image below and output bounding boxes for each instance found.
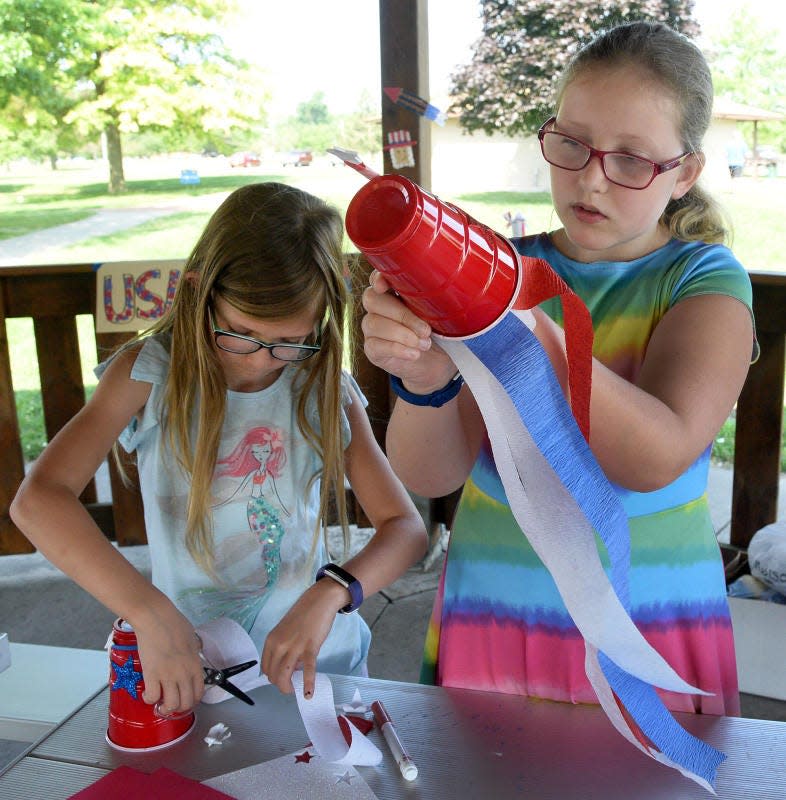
[538,117,692,190]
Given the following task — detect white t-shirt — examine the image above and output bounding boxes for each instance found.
[98,334,370,676]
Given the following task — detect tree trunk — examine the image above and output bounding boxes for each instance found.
[49,153,58,170]
[105,121,126,194]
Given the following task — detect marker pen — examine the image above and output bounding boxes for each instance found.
[371,699,418,781]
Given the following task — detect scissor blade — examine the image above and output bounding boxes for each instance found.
[220,679,255,706]
[221,659,258,679]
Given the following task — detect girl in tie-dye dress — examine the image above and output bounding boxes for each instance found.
[362,22,757,716]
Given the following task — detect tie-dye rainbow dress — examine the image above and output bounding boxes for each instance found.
[421,234,755,715]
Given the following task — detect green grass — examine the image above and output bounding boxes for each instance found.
[3,162,785,464]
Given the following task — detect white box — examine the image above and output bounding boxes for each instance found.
[729,596,786,700]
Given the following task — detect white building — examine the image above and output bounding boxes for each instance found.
[429,96,783,196]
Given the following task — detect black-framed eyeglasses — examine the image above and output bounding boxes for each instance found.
[208,308,321,362]
[537,117,692,190]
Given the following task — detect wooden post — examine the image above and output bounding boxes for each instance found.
[0,290,30,554]
[379,0,431,188]
[378,1,461,542]
[731,272,786,549]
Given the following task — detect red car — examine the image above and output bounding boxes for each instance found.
[229,151,261,168]
[282,149,313,167]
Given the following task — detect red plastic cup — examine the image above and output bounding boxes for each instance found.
[345,174,521,338]
[106,618,196,752]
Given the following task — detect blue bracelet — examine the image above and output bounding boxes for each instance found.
[390,373,464,408]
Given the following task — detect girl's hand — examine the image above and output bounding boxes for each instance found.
[132,606,205,714]
[361,270,457,392]
[261,580,348,697]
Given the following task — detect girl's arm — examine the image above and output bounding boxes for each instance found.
[362,271,753,495]
[10,350,205,714]
[553,292,753,490]
[261,388,428,696]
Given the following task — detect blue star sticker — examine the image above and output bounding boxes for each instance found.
[111,654,142,699]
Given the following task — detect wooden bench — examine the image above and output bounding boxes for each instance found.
[1,262,784,558]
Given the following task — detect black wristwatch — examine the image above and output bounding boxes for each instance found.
[315,563,364,614]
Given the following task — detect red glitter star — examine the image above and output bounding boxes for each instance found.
[294,750,314,764]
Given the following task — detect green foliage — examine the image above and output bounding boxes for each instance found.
[704,7,786,152]
[275,90,380,156]
[0,0,268,191]
[296,92,331,125]
[451,0,699,137]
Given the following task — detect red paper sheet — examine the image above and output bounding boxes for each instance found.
[68,765,234,799]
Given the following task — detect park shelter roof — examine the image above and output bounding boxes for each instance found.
[713,97,785,122]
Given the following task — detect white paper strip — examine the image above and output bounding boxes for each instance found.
[293,672,383,766]
[195,617,269,704]
[439,337,704,694]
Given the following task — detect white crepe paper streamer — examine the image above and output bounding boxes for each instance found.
[439,336,726,791]
[584,646,717,794]
[292,671,382,766]
[439,337,703,694]
[195,617,269,704]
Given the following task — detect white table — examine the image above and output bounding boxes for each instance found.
[0,643,107,743]
[2,673,786,799]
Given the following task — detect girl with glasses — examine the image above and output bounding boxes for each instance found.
[12,182,427,713]
[362,22,756,716]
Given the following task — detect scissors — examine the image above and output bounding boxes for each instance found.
[196,634,258,706]
[202,658,258,706]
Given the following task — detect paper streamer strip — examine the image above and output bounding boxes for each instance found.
[292,672,383,766]
[196,618,269,704]
[435,262,726,791]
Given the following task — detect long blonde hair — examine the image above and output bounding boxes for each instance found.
[123,182,350,574]
[554,21,730,244]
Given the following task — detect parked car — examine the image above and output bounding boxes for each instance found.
[282,149,313,167]
[229,151,261,168]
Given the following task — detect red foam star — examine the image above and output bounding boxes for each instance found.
[294,750,314,764]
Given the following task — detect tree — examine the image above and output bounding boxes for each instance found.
[450,0,699,137]
[704,7,786,151]
[0,0,266,193]
[0,0,87,167]
[295,92,331,125]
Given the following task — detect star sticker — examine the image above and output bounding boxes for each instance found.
[294,750,314,764]
[336,770,355,785]
[110,654,142,699]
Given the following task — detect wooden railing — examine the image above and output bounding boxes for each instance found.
[1,262,784,556]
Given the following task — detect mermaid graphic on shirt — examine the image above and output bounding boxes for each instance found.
[179,426,291,631]
[214,426,290,586]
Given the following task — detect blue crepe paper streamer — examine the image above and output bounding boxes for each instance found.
[599,652,726,784]
[465,311,725,787]
[467,313,631,606]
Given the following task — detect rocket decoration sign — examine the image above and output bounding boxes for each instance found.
[383,87,446,125]
[384,130,417,169]
[339,163,727,794]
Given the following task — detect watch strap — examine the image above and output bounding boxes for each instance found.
[390,373,464,407]
[315,563,364,614]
